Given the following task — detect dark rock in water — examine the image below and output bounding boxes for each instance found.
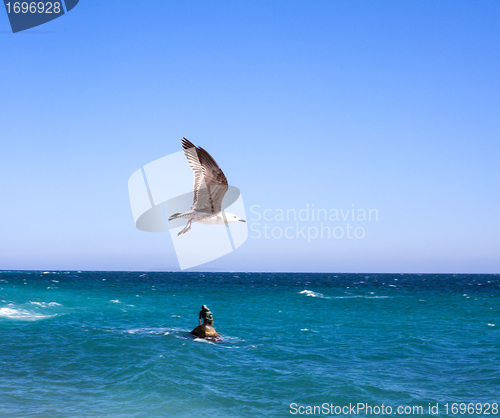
[191,324,221,340]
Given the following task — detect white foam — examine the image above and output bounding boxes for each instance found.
[29,302,62,307]
[110,300,120,303]
[299,290,328,298]
[123,327,180,335]
[488,324,496,327]
[193,337,215,344]
[300,290,390,300]
[123,328,141,334]
[0,307,54,321]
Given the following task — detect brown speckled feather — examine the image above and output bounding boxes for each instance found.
[181,138,228,214]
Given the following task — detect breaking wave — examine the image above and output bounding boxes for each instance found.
[0,306,55,321]
[299,290,328,298]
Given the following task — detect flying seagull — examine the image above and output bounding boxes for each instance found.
[168,138,246,235]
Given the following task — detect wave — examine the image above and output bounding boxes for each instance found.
[121,327,188,335]
[0,307,55,321]
[300,289,364,299]
[299,290,329,299]
[300,290,391,300]
[193,337,216,344]
[28,302,62,307]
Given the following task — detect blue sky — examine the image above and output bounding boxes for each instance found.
[0,1,499,273]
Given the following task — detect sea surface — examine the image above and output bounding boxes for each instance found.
[0,271,499,417]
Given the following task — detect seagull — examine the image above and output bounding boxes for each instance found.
[168,138,246,235]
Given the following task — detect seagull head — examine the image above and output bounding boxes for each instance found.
[224,212,246,223]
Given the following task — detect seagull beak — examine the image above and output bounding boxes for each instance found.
[239,219,246,222]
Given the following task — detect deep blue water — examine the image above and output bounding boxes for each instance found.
[0,271,499,417]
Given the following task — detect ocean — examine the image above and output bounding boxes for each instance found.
[0,271,499,417]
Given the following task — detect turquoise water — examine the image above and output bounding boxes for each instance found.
[0,271,499,417]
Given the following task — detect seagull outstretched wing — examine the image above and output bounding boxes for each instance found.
[181,138,228,214]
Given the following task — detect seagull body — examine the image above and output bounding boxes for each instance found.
[168,138,246,235]
[170,210,230,225]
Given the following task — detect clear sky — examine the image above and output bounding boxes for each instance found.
[1,1,499,273]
